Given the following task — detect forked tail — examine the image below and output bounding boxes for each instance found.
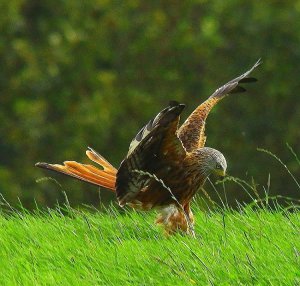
[35,147,117,191]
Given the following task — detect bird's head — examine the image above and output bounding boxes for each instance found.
[212,154,227,177]
[193,147,227,177]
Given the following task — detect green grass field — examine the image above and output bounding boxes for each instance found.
[0,203,299,285]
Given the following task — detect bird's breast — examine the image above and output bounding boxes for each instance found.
[124,163,206,209]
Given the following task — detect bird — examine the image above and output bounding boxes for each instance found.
[36,60,260,236]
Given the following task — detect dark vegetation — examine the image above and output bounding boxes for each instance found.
[0,1,299,208]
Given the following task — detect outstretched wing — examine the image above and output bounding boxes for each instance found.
[177,60,261,152]
[116,101,187,207]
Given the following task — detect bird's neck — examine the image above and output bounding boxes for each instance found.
[185,148,216,179]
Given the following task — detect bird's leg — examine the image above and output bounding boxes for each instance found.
[183,202,195,236]
[156,204,195,236]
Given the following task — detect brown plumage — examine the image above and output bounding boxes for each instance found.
[36,60,260,235]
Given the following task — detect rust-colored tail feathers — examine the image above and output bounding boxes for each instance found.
[35,147,117,191]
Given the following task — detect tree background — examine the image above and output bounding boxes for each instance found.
[0,0,299,209]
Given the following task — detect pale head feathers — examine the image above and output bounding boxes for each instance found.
[192,147,227,177]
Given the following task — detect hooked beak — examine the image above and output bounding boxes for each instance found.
[214,169,226,177]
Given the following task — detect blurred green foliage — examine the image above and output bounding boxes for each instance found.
[0,0,299,208]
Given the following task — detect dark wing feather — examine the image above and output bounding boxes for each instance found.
[116,102,186,207]
[127,100,181,157]
[177,59,261,152]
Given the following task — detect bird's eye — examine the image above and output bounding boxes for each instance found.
[216,164,222,169]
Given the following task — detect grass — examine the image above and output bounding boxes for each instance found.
[0,204,299,285]
[0,146,298,285]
